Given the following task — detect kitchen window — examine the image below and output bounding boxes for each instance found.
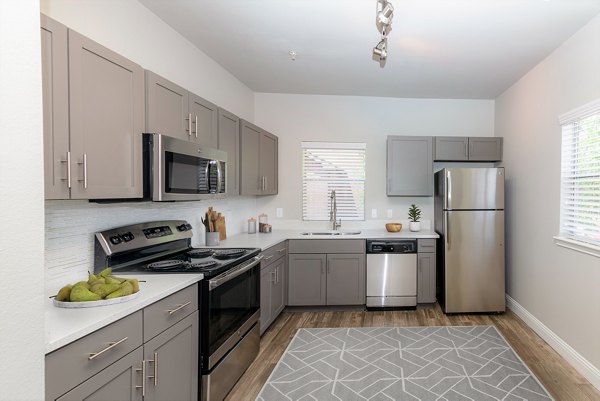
[302,142,366,221]
[555,98,600,257]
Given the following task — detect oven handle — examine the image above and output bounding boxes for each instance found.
[208,255,263,291]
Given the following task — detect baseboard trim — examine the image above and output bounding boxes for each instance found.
[506,294,600,391]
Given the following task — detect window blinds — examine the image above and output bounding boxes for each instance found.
[559,99,600,247]
[302,142,366,221]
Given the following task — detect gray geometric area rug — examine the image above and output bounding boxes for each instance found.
[257,326,554,401]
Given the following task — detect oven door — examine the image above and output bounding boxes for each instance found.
[146,133,227,201]
[203,256,261,370]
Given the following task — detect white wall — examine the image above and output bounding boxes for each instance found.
[254,94,495,229]
[495,13,600,375]
[0,1,45,399]
[40,0,259,292]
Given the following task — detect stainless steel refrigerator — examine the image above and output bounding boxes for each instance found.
[434,168,505,313]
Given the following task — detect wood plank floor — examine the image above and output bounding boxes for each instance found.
[226,305,600,401]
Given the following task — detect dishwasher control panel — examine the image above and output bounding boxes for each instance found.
[367,240,417,254]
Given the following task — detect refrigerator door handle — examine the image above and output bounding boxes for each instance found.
[446,170,451,209]
[445,212,450,250]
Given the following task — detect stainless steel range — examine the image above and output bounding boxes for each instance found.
[94,220,262,401]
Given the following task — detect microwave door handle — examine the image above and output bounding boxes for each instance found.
[216,162,222,193]
[208,255,263,291]
[205,162,210,192]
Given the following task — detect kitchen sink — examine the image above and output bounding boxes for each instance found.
[301,230,362,236]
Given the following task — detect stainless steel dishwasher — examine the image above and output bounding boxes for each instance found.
[366,239,417,308]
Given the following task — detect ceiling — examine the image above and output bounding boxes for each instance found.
[139,0,600,99]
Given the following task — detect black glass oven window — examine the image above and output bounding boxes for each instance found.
[165,151,210,194]
[208,266,259,356]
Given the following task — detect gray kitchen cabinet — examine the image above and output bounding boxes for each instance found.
[260,257,286,334]
[260,267,272,332]
[68,30,144,199]
[326,254,365,305]
[417,239,436,303]
[56,347,143,401]
[46,284,199,401]
[240,119,278,196]
[288,240,366,306]
[143,312,199,401]
[288,254,327,306]
[434,137,503,161]
[145,71,218,147]
[387,136,433,196]
[41,15,70,199]
[218,108,240,195]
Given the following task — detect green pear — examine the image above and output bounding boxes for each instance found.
[70,285,102,302]
[127,278,139,293]
[98,267,112,278]
[108,275,127,283]
[91,283,120,299]
[104,276,122,285]
[72,281,90,290]
[55,285,72,302]
[89,277,105,286]
[105,281,133,299]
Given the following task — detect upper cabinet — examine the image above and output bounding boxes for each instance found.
[387,136,433,196]
[434,137,503,162]
[217,108,240,195]
[240,119,278,196]
[145,71,218,148]
[42,16,144,200]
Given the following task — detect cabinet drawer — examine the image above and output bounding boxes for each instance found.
[144,284,198,341]
[288,239,365,254]
[261,241,287,268]
[45,311,143,401]
[417,239,436,253]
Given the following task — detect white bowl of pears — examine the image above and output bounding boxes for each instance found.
[53,268,141,308]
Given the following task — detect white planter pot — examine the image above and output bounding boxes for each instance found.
[409,222,421,232]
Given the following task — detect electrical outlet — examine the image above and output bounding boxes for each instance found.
[387,209,393,218]
[371,208,377,218]
[276,208,283,218]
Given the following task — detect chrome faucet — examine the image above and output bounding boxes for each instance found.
[330,190,341,230]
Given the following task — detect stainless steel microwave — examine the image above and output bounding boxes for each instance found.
[143,133,227,201]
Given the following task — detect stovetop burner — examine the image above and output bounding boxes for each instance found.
[146,260,186,271]
[213,249,247,259]
[189,260,219,271]
[187,249,214,258]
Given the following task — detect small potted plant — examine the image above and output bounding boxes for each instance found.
[408,204,422,232]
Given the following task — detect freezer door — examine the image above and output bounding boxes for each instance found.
[444,168,504,210]
[443,210,505,313]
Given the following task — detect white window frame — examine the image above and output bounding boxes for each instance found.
[554,98,600,258]
[301,142,366,222]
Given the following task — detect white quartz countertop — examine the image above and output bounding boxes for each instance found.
[45,273,203,354]
[213,229,439,250]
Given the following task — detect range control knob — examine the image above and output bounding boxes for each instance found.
[177,224,188,232]
[121,232,134,242]
[109,235,122,245]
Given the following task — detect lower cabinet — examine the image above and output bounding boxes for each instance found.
[288,252,365,306]
[417,239,436,303]
[46,284,199,401]
[259,242,288,334]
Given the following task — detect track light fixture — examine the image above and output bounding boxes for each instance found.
[373,0,394,65]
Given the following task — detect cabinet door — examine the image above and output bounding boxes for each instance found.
[145,71,190,141]
[434,137,469,161]
[260,264,274,335]
[189,93,218,148]
[239,119,262,195]
[143,311,199,401]
[41,15,70,199]
[387,136,433,196]
[56,347,143,401]
[217,108,240,195]
[417,253,436,303]
[270,257,286,320]
[68,31,144,199]
[326,254,365,305]
[260,131,278,195]
[287,254,326,306]
[468,137,503,161]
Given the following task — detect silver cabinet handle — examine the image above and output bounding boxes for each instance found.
[271,270,276,284]
[186,113,192,137]
[276,266,279,283]
[77,154,88,189]
[195,115,198,138]
[147,352,158,386]
[88,336,128,360]
[277,248,286,253]
[60,151,72,188]
[264,255,273,260]
[167,301,191,315]
[135,360,146,396]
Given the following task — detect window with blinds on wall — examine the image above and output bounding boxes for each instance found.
[559,99,600,247]
[302,142,366,221]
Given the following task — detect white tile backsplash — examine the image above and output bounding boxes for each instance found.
[45,198,257,294]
